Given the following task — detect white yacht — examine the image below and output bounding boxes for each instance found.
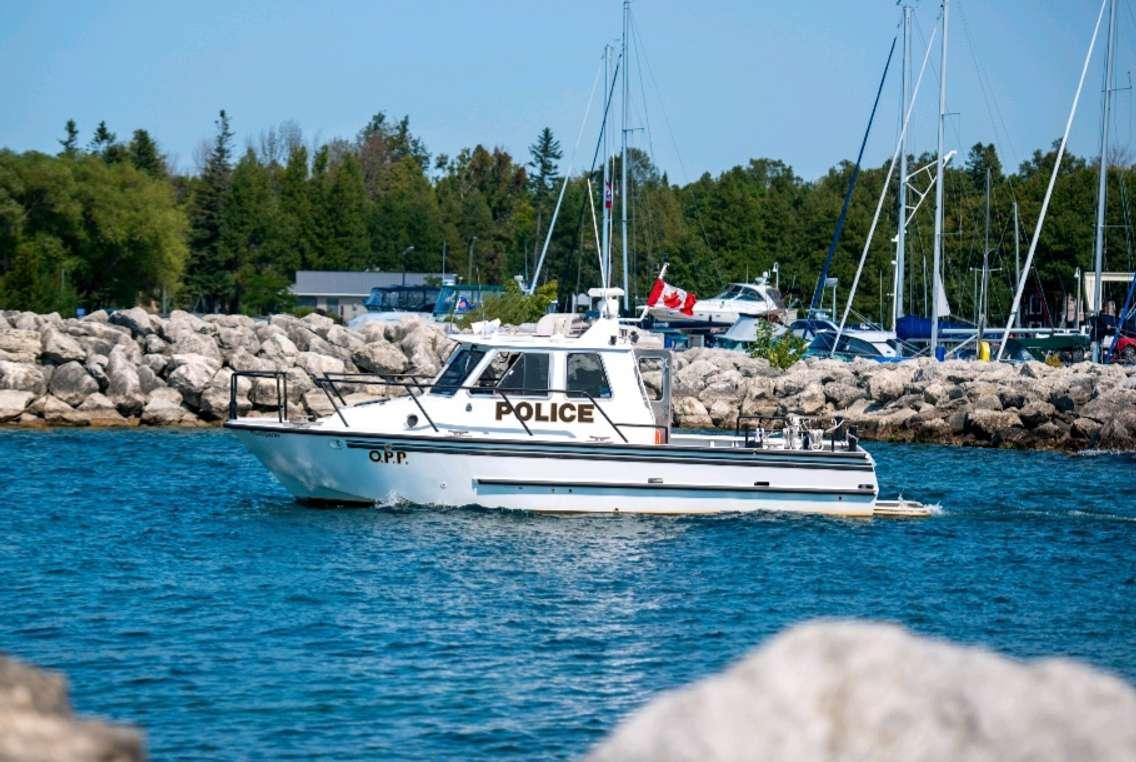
[226,311,923,517]
[647,275,787,332]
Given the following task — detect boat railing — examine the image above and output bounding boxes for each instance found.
[735,414,856,452]
[228,369,668,445]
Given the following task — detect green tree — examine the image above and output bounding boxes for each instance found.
[528,127,562,199]
[58,120,80,158]
[127,129,165,178]
[184,110,235,311]
[222,149,293,314]
[317,152,369,270]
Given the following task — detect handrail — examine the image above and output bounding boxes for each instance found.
[229,368,642,444]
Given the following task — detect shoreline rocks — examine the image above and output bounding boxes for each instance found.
[0,653,145,761]
[587,620,1136,762]
[2,309,1135,451]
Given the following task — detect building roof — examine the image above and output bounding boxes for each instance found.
[291,271,446,297]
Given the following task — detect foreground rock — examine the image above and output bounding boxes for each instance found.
[2,309,1136,451]
[588,620,1136,762]
[0,653,145,761]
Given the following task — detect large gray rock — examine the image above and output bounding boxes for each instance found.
[0,390,35,422]
[0,653,145,761]
[47,361,98,406]
[674,397,712,428]
[39,326,85,365]
[352,340,408,375]
[0,361,47,395]
[106,345,145,416]
[0,329,42,363]
[161,309,212,342]
[198,367,251,420]
[42,395,88,426]
[166,354,221,409]
[587,620,1136,762]
[294,351,345,377]
[108,306,158,338]
[76,393,130,426]
[141,387,196,426]
[170,331,221,362]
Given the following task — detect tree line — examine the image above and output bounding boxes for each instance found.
[2,109,1132,324]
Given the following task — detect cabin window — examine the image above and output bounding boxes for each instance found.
[637,356,664,401]
[566,353,612,399]
[433,347,486,396]
[473,352,550,396]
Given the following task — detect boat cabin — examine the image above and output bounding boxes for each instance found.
[329,317,672,445]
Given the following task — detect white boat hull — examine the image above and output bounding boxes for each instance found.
[228,421,879,517]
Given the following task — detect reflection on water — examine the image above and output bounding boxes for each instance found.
[1,429,1134,759]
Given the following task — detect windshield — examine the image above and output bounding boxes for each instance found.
[711,285,746,300]
[433,346,486,395]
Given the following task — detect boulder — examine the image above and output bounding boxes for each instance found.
[865,371,907,403]
[161,309,212,342]
[141,353,169,376]
[0,390,35,422]
[786,382,826,416]
[81,308,109,323]
[707,399,738,428]
[294,351,346,377]
[0,329,42,363]
[966,409,1023,440]
[217,326,260,356]
[300,311,336,338]
[702,369,744,402]
[1018,400,1057,429]
[143,333,169,355]
[0,361,47,395]
[674,397,712,428]
[587,620,1136,762]
[83,355,110,392]
[1098,411,1136,450]
[141,387,196,426]
[301,388,336,418]
[352,341,408,376]
[137,365,164,394]
[170,331,221,362]
[166,354,222,409]
[39,326,85,365]
[42,395,87,426]
[198,367,251,420]
[1071,417,1103,442]
[1079,388,1136,423]
[76,393,130,426]
[47,361,98,406]
[108,306,157,338]
[258,332,299,363]
[973,393,1003,411]
[106,345,145,416]
[0,653,145,762]
[822,381,863,409]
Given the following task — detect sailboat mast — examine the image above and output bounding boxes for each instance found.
[1092,0,1118,361]
[1013,200,1021,327]
[620,0,630,311]
[979,166,991,337]
[601,45,611,290]
[930,0,950,354]
[893,3,911,332]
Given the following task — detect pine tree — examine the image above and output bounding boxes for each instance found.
[89,121,115,152]
[279,144,315,270]
[320,153,370,270]
[127,129,165,178]
[184,110,236,311]
[527,127,562,198]
[58,120,80,157]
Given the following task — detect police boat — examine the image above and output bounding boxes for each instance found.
[224,314,926,517]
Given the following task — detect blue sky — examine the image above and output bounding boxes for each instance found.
[0,1,1130,181]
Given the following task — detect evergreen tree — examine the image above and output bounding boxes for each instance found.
[127,129,165,178]
[527,127,562,198]
[222,149,293,314]
[184,110,235,311]
[89,121,116,154]
[319,152,370,270]
[58,120,80,158]
[279,144,316,270]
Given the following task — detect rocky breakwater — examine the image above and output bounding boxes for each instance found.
[669,347,1136,451]
[0,308,451,428]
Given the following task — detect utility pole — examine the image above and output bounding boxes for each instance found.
[893,3,911,332]
[1092,0,1118,361]
[620,0,631,312]
[930,0,950,356]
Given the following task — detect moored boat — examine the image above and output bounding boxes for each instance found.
[225,315,917,517]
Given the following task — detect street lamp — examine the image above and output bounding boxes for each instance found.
[400,245,415,287]
[467,236,478,284]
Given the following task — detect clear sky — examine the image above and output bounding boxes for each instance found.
[1,0,1131,182]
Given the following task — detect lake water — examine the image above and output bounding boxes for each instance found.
[1,429,1134,759]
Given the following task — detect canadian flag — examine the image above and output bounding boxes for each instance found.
[604,181,613,209]
[647,277,696,316]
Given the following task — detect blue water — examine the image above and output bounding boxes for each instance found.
[1,430,1134,760]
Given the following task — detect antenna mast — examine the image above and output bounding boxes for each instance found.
[620,0,631,311]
